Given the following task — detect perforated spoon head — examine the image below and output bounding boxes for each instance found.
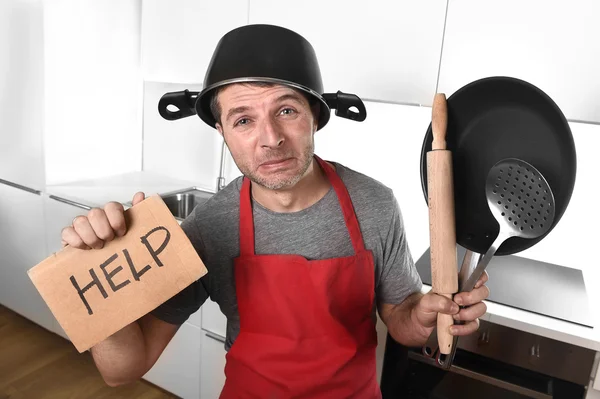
[486,158,556,240]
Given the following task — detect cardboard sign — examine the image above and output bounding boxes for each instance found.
[28,195,208,353]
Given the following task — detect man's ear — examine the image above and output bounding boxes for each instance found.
[311,102,320,132]
[216,123,224,137]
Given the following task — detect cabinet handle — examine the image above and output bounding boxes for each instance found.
[49,195,92,210]
[205,331,226,344]
[0,178,41,195]
[451,364,552,399]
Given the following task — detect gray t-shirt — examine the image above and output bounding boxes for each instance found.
[151,161,423,350]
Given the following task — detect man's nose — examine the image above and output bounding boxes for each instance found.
[258,117,284,148]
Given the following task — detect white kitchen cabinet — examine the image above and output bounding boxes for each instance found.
[187,308,203,330]
[141,0,248,83]
[201,299,227,338]
[143,321,203,399]
[438,0,600,124]
[142,81,223,190]
[0,0,45,190]
[200,330,227,399]
[43,0,142,185]
[375,314,388,384]
[43,195,92,259]
[249,0,447,106]
[0,182,54,332]
[43,194,93,340]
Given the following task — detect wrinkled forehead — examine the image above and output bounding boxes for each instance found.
[217,82,311,108]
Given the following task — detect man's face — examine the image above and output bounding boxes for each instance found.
[215,83,318,190]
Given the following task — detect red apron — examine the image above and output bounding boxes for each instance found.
[220,155,380,399]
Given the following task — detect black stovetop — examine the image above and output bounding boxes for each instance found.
[415,246,593,328]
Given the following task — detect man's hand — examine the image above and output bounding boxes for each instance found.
[414,272,490,336]
[61,192,146,249]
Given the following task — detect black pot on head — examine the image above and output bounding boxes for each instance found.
[158,24,367,129]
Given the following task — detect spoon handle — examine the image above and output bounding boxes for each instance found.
[461,232,509,292]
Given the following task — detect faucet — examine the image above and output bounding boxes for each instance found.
[216,138,227,192]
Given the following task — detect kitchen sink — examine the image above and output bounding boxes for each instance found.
[159,187,214,220]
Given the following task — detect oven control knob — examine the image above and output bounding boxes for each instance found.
[530,344,540,358]
[479,330,490,344]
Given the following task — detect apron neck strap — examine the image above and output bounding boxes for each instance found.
[239,155,367,256]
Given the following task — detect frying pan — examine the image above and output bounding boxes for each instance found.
[420,76,576,256]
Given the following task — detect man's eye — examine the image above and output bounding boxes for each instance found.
[280,108,295,115]
[235,118,250,126]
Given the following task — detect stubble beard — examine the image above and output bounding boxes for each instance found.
[238,140,315,191]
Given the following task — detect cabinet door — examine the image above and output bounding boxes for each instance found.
[0,0,45,190]
[249,0,447,106]
[43,194,92,339]
[43,0,142,185]
[201,299,227,338]
[142,81,222,189]
[375,313,388,383]
[0,183,53,331]
[143,322,203,399]
[141,0,248,83]
[200,331,227,399]
[438,0,600,124]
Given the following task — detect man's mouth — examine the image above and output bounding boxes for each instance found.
[260,158,293,167]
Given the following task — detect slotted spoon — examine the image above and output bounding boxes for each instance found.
[461,158,556,292]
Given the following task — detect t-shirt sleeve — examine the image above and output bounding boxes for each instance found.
[150,211,210,325]
[376,195,423,305]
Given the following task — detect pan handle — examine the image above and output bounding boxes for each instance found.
[158,90,199,120]
[322,91,367,122]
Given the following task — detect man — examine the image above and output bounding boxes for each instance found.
[61,24,489,398]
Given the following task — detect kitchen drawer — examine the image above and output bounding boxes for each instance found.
[458,320,595,386]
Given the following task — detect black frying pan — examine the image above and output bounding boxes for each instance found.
[420,76,576,256]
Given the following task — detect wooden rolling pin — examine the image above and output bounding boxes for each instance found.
[427,93,458,354]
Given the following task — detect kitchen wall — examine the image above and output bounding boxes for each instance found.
[138,0,600,316]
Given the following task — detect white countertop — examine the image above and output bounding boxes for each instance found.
[45,171,214,209]
[421,283,600,352]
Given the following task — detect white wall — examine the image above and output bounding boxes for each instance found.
[44,0,143,185]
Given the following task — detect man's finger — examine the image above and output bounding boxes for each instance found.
[88,208,115,242]
[60,226,90,250]
[132,192,145,206]
[474,271,489,288]
[72,216,104,250]
[454,284,490,307]
[453,302,487,322]
[450,319,480,336]
[421,292,459,315]
[105,201,126,237]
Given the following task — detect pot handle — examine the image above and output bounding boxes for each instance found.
[322,91,367,122]
[158,90,199,120]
